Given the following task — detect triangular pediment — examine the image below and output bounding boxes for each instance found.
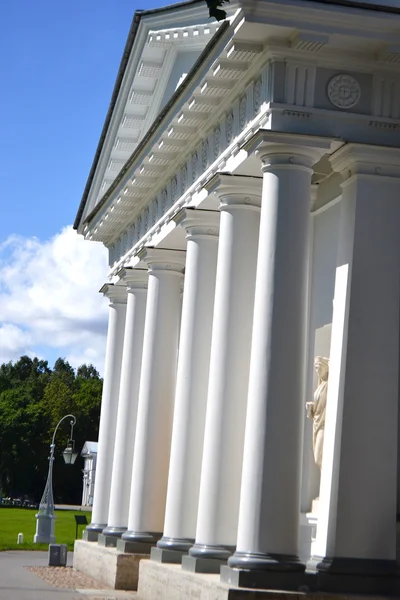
[80,2,222,224]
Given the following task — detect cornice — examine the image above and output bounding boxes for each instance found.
[329,141,400,178]
[243,130,343,159]
[241,0,400,38]
[99,283,128,303]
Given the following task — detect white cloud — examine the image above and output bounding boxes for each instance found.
[0,227,109,374]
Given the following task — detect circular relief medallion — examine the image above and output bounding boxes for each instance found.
[327,74,361,109]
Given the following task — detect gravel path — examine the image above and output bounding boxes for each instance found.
[27,566,104,589]
[27,566,137,599]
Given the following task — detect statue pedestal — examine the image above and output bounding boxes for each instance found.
[299,499,320,563]
[311,497,320,515]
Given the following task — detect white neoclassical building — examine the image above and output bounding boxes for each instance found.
[73,0,400,597]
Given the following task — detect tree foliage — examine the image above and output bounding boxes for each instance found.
[206,0,230,21]
[0,356,103,504]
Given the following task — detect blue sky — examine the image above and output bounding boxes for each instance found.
[0,0,170,371]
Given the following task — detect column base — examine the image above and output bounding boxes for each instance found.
[121,529,162,544]
[221,565,308,591]
[117,538,156,554]
[223,551,305,591]
[182,555,225,574]
[188,543,233,561]
[316,557,400,596]
[102,526,127,538]
[153,536,194,563]
[151,547,186,564]
[83,523,107,542]
[98,533,119,548]
[183,543,234,573]
[228,551,305,573]
[157,536,194,553]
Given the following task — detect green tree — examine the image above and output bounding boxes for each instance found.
[77,364,100,380]
[52,357,75,388]
[206,0,229,20]
[0,356,103,504]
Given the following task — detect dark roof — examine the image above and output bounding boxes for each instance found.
[74,0,204,230]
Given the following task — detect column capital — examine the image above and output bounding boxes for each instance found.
[329,143,400,182]
[243,130,342,172]
[174,208,220,240]
[116,267,148,290]
[204,173,262,210]
[138,248,186,274]
[100,283,127,304]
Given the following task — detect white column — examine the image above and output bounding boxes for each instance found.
[121,249,185,549]
[227,135,331,587]
[84,284,127,541]
[155,209,219,559]
[186,175,261,569]
[312,145,400,595]
[103,269,148,540]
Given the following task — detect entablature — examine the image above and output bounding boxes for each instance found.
[77,0,400,278]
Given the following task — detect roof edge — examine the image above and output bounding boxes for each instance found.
[80,19,231,231]
[74,0,204,231]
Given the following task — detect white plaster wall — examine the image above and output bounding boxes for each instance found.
[301,199,341,513]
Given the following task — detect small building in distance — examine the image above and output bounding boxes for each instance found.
[81,441,98,507]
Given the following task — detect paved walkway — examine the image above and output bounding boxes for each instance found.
[0,552,79,600]
[0,552,136,600]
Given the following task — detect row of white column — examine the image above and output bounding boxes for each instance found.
[86,136,400,593]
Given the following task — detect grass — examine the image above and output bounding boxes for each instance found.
[0,508,91,551]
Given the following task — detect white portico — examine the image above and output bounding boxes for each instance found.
[74,0,400,597]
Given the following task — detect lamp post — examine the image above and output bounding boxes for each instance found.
[34,414,78,544]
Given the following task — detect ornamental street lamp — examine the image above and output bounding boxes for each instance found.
[34,414,77,544]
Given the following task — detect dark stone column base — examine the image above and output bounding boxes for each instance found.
[316,557,400,596]
[182,542,234,573]
[151,547,185,564]
[182,555,226,574]
[82,523,106,542]
[157,536,194,553]
[228,551,305,572]
[221,565,307,591]
[121,530,162,544]
[101,526,126,538]
[98,533,118,548]
[306,554,322,573]
[189,542,234,561]
[116,539,154,554]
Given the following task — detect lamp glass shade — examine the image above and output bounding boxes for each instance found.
[62,445,78,465]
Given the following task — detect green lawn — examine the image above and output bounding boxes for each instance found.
[0,508,91,551]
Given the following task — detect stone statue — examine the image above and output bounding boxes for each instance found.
[306,356,329,470]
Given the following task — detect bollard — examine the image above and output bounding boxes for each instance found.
[17,533,24,544]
